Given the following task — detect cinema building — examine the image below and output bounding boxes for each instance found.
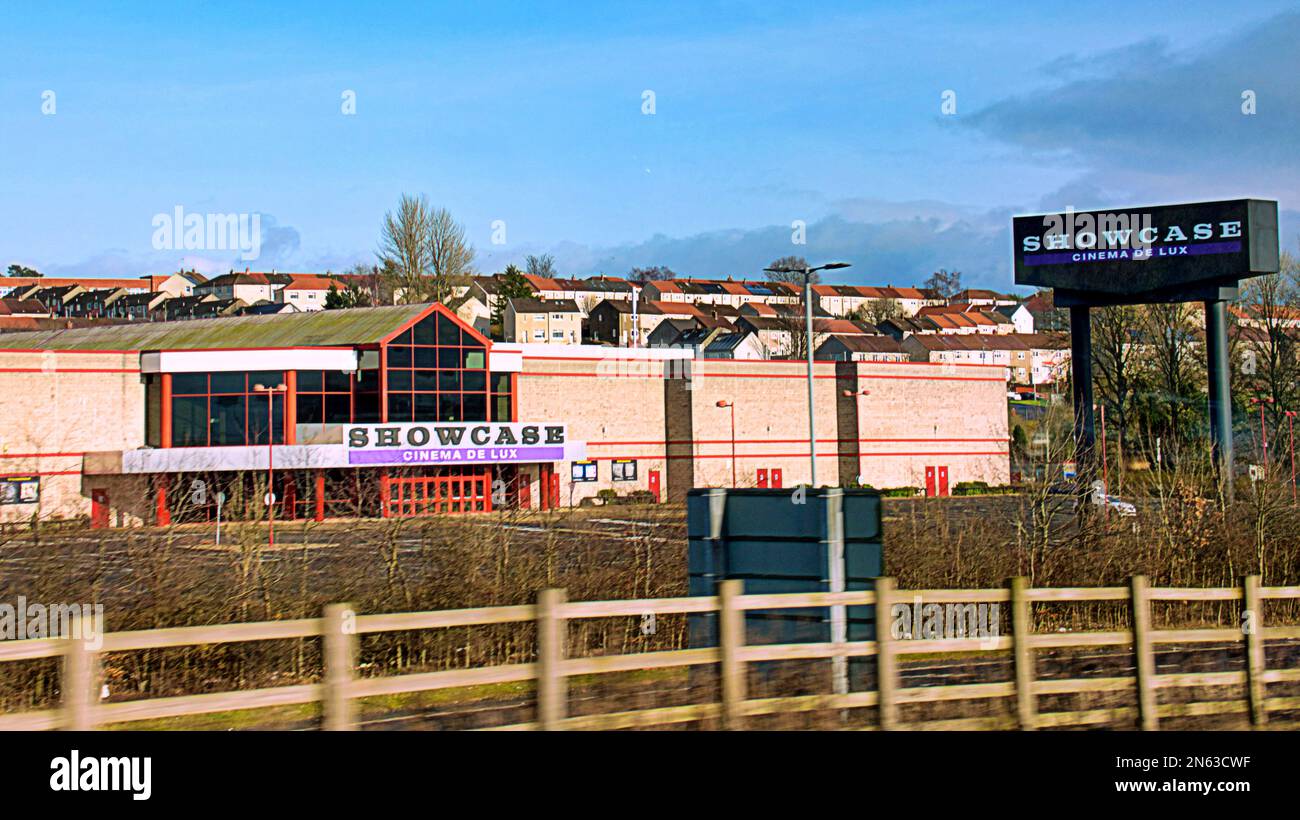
[0,303,1009,526]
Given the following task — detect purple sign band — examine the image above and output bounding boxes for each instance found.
[1024,240,1242,267]
[349,446,566,465]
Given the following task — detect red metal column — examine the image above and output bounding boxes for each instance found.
[160,373,173,448]
[314,470,326,522]
[284,369,297,445]
[379,470,390,518]
[155,477,170,526]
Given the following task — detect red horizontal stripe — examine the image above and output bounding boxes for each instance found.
[520,354,1001,371]
[0,452,85,459]
[589,438,1008,446]
[0,369,138,374]
[0,348,136,355]
[521,371,1003,382]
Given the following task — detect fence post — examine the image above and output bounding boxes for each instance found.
[1130,575,1158,731]
[537,588,567,730]
[323,603,357,731]
[718,579,747,730]
[1009,577,1037,730]
[1242,575,1267,726]
[874,576,898,730]
[62,611,99,730]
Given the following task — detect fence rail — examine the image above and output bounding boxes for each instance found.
[1,574,1297,731]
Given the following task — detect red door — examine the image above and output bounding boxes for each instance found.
[519,480,532,510]
[91,489,109,529]
[648,470,661,503]
[756,469,768,488]
[925,466,936,498]
[770,469,783,489]
[938,466,949,497]
[550,473,561,508]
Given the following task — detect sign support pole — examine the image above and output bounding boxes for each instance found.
[1205,299,1234,499]
[1068,305,1095,489]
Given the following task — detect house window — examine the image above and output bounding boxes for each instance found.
[534,330,545,340]
[571,461,597,482]
[552,331,564,339]
[612,460,637,481]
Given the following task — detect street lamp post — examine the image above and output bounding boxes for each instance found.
[762,261,851,487]
[253,382,287,548]
[843,388,869,484]
[1250,396,1275,471]
[716,400,736,488]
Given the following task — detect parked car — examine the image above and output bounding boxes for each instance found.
[1095,493,1137,517]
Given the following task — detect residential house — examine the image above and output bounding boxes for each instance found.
[0,298,48,318]
[61,288,129,318]
[275,274,333,311]
[954,289,1017,307]
[504,298,583,344]
[815,334,909,362]
[107,292,169,321]
[154,294,218,321]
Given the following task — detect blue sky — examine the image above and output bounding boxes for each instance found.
[2,1,1297,289]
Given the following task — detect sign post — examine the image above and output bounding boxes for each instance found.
[1014,199,1280,498]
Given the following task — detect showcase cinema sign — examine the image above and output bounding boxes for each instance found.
[1013,199,1279,296]
[345,422,572,466]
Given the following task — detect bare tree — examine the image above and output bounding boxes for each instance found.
[525,254,557,279]
[855,298,903,326]
[628,265,676,283]
[378,195,474,304]
[925,269,963,300]
[1135,302,1199,449]
[378,194,434,304]
[427,207,475,303]
[765,255,813,285]
[1237,251,1300,437]
[1091,304,1141,465]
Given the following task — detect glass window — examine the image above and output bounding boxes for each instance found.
[172,396,208,446]
[612,460,637,481]
[387,393,413,422]
[462,371,486,392]
[414,317,437,345]
[211,372,246,394]
[297,370,323,392]
[414,392,438,419]
[414,346,437,369]
[248,371,285,391]
[571,462,597,482]
[248,394,284,445]
[210,395,246,446]
[298,394,324,424]
[437,315,459,345]
[325,394,352,423]
[324,371,351,392]
[389,369,412,391]
[388,345,412,367]
[414,370,438,391]
[462,393,485,420]
[438,394,460,421]
[172,373,207,394]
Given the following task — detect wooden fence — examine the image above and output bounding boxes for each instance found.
[1,575,1299,731]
